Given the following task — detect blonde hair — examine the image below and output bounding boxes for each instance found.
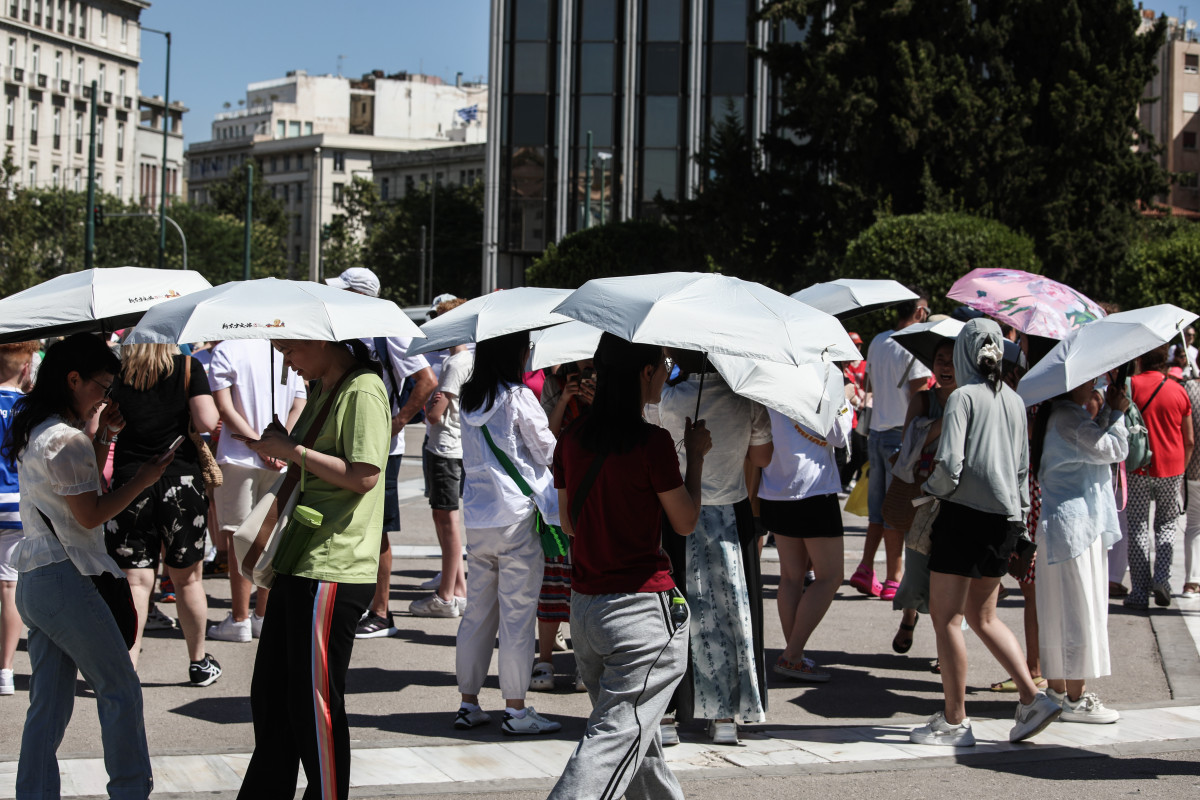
[121,343,180,391]
[437,297,468,316]
[0,341,39,379]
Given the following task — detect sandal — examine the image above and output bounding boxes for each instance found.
[929,659,941,674]
[892,613,918,654]
[989,675,1047,692]
[1108,582,1129,598]
[849,564,882,597]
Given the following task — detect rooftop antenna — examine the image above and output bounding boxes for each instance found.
[337,54,345,78]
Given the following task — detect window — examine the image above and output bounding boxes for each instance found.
[283,183,290,203]
[31,44,39,77]
[276,120,285,138]
[304,121,313,136]
[29,102,38,142]
[4,97,13,141]
[296,154,303,169]
[283,154,290,171]
[1188,54,1200,74]
[270,156,278,172]
[118,68,124,99]
[293,215,302,235]
[28,161,35,186]
[332,182,344,204]
[51,164,59,187]
[381,176,389,200]
[1186,131,1198,150]
[1180,171,1199,189]
[7,39,15,66]
[289,120,300,137]
[120,17,126,42]
[97,63,105,94]
[1185,92,1200,114]
[96,117,103,157]
[76,57,83,87]
[295,182,302,203]
[73,168,80,192]
[74,112,82,152]
[645,0,681,40]
[52,107,60,147]
[116,121,123,160]
[332,151,345,172]
[98,8,105,36]
[54,50,61,80]
[115,175,122,198]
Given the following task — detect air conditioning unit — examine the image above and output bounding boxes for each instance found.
[59,79,70,93]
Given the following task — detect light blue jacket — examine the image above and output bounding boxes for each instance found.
[1038,401,1127,565]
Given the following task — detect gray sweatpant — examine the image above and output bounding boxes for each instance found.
[547,591,689,800]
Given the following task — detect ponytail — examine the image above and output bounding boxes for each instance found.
[339,339,383,378]
[977,342,1004,393]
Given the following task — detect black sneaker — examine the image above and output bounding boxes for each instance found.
[354,611,398,639]
[189,654,222,687]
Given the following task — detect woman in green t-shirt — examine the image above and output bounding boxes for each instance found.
[239,338,390,800]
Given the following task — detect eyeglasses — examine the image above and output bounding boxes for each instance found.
[90,377,114,399]
[663,356,675,373]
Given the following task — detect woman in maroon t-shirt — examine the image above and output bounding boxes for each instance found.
[547,333,710,800]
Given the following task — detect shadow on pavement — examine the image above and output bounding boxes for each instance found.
[169,696,253,725]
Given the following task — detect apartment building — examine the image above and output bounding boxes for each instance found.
[1141,8,1200,212]
[1,0,181,207]
[187,68,488,281]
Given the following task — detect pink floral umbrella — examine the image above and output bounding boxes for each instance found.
[947,268,1105,339]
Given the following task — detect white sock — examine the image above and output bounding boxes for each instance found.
[506,707,527,718]
[460,702,481,712]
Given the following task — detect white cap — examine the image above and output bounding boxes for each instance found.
[325,267,380,298]
[428,292,458,317]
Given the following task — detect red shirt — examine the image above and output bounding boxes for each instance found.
[1132,371,1193,478]
[553,422,683,594]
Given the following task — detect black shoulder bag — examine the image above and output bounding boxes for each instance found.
[36,507,138,649]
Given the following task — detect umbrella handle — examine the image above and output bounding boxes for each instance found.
[694,353,708,423]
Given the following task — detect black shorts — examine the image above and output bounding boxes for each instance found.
[427,453,464,510]
[759,495,844,538]
[105,473,208,570]
[927,500,1018,579]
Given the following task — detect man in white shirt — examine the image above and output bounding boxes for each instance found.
[851,290,931,600]
[207,339,307,642]
[1170,327,1198,378]
[325,268,437,638]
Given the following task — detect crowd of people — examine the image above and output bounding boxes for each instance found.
[0,270,1193,800]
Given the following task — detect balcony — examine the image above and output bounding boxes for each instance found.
[11,67,23,83]
[76,84,91,100]
[36,74,46,88]
[59,79,69,94]
[103,91,112,105]
[122,95,131,109]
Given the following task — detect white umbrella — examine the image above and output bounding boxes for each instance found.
[1017,304,1199,407]
[0,266,212,344]
[709,354,848,435]
[891,318,966,371]
[408,287,573,357]
[553,272,860,366]
[791,279,918,320]
[528,320,603,371]
[125,278,424,345]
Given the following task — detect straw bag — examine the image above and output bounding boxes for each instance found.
[183,356,222,490]
[231,369,353,588]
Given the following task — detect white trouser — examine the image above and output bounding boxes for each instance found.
[455,513,544,701]
[1185,480,1200,586]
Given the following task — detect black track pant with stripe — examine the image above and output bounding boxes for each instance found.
[239,574,373,800]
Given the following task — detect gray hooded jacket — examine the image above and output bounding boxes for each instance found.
[923,319,1030,521]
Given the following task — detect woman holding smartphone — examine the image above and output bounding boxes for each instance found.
[105,343,221,685]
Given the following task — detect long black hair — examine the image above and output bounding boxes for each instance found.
[460,330,529,414]
[3,334,121,467]
[1030,394,1072,479]
[339,339,383,378]
[578,333,661,456]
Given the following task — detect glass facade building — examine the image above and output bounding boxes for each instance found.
[483,0,775,289]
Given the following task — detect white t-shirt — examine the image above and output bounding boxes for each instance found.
[367,336,432,457]
[759,406,851,501]
[649,375,772,506]
[866,329,931,432]
[425,350,473,459]
[209,339,308,470]
[1170,343,1199,377]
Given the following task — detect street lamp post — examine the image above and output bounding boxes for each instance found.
[142,27,171,268]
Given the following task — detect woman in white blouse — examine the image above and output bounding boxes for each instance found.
[1,334,172,800]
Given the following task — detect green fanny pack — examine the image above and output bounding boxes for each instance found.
[480,425,568,558]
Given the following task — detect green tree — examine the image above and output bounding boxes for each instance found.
[524,219,694,289]
[207,160,288,237]
[323,176,381,277]
[761,0,1167,294]
[842,212,1040,335]
[1117,220,1200,313]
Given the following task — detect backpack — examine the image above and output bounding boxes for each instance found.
[1126,375,1167,473]
[374,337,425,425]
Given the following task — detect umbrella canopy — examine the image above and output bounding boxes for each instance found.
[709,354,848,435]
[408,287,574,357]
[528,320,603,371]
[947,268,1105,339]
[0,267,213,344]
[791,279,918,320]
[1017,304,1199,407]
[891,318,966,371]
[125,278,424,345]
[553,272,860,366]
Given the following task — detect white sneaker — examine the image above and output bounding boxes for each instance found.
[453,706,491,730]
[660,719,679,746]
[409,593,460,618]
[1010,692,1062,742]
[207,612,252,643]
[419,573,442,590]
[251,613,264,639]
[501,706,561,735]
[574,671,587,692]
[144,605,177,631]
[1060,692,1120,724]
[709,720,738,745]
[553,629,568,651]
[454,596,468,613]
[0,668,13,696]
[909,712,976,746]
[530,662,555,692]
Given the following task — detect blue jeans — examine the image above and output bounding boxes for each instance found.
[867,428,904,525]
[16,559,152,800]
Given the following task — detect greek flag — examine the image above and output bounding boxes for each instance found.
[456,105,479,123]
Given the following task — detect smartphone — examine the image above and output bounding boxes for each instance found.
[230,432,259,443]
[158,435,185,463]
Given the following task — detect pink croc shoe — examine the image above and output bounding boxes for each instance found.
[849,564,882,597]
[880,579,900,601]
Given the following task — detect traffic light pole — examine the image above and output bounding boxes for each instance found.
[84,79,97,270]
[243,162,253,280]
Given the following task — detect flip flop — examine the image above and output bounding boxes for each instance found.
[892,613,919,654]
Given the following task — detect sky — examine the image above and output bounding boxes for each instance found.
[136,1,491,147]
